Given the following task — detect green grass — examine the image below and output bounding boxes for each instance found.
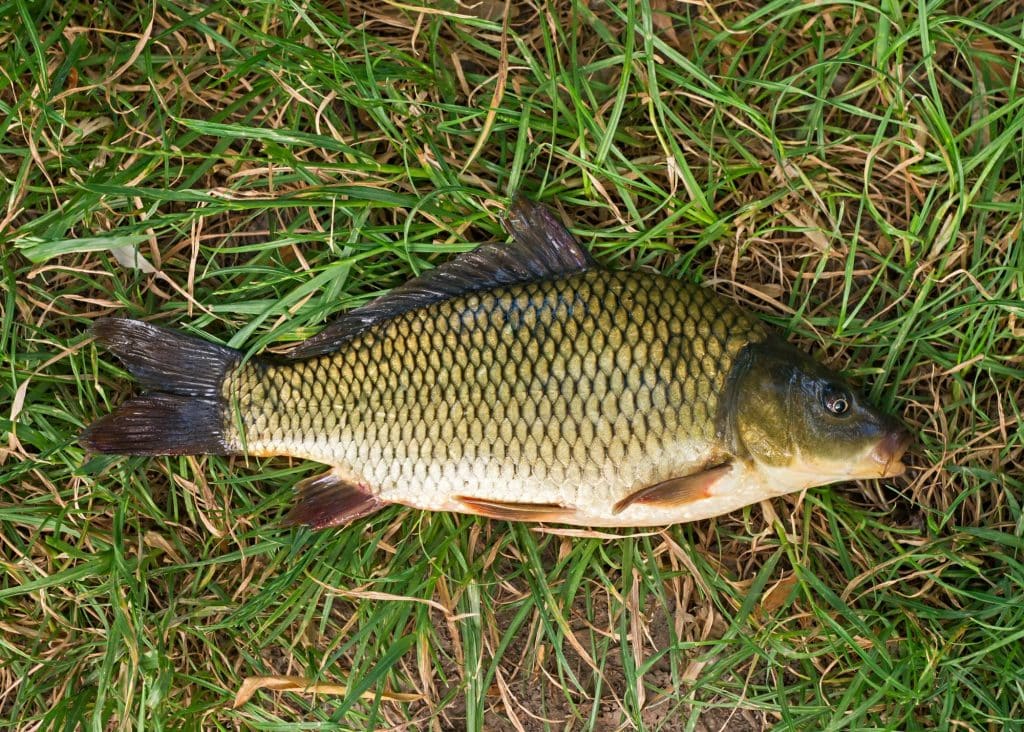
[3,0,1023,729]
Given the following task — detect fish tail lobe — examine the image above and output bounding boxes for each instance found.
[80,318,241,456]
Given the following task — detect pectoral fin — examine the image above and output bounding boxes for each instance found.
[284,471,385,530]
[456,496,574,523]
[612,464,732,515]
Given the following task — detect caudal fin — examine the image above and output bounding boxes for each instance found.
[80,318,241,456]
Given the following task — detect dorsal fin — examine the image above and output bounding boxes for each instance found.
[286,196,596,359]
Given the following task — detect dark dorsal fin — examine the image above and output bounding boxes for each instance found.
[286,196,596,359]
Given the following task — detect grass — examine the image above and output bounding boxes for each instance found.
[2,0,1023,729]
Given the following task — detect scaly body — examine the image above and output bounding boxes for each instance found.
[224,270,767,525]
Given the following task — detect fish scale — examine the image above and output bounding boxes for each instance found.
[222,269,768,512]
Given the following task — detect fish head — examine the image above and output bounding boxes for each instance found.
[724,338,911,491]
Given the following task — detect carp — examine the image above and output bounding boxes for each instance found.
[81,198,910,528]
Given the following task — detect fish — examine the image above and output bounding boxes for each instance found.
[80,197,911,529]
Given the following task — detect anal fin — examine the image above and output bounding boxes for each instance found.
[284,471,385,530]
[456,496,574,523]
[613,464,732,515]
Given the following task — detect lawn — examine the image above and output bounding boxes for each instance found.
[3,0,1023,729]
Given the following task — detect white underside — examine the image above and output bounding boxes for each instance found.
[308,439,886,528]
[384,460,814,527]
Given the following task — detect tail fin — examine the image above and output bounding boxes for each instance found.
[80,318,241,456]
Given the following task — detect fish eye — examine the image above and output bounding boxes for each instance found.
[821,385,851,416]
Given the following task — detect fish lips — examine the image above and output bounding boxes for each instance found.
[866,429,913,478]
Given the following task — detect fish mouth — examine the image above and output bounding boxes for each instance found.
[868,429,912,478]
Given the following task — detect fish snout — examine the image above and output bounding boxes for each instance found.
[869,429,912,478]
